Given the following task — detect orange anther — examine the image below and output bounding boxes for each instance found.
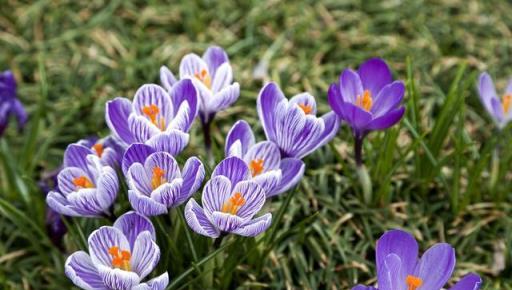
[108,246,131,271]
[298,104,313,114]
[194,69,212,89]
[355,90,373,112]
[221,192,246,215]
[72,176,94,189]
[503,94,511,113]
[406,275,423,290]
[92,143,104,157]
[249,159,264,177]
[151,167,166,190]
[142,104,166,130]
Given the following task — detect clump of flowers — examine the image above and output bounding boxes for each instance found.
[477,72,512,129]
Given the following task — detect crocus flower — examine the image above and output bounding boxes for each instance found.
[225,120,305,197]
[46,154,119,217]
[105,80,197,151]
[126,151,205,216]
[352,229,482,290]
[185,156,272,238]
[67,136,123,169]
[477,72,512,129]
[257,82,339,159]
[328,58,405,138]
[65,211,169,290]
[0,70,27,136]
[160,46,240,124]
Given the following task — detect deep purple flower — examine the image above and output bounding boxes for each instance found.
[328,58,405,138]
[126,151,205,216]
[105,80,197,150]
[0,70,27,136]
[184,157,272,238]
[257,82,340,159]
[46,154,119,217]
[352,229,482,290]
[477,72,512,129]
[225,120,305,197]
[65,211,169,290]
[68,136,123,169]
[160,46,239,124]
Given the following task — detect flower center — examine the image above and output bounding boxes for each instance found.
[151,167,166,190]
[502,94,511,114]
[298,104,313,114]
[92,143,104,157]
[72,176,94,189]
[221,192,246,215]
[194,69,212,89]
[355,90,373,111]
[108,246,131,271]
[249,159,264,177]
[406,275,423,290]
[142,104,166,131]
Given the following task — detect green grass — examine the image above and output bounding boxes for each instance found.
[1,0,512,289]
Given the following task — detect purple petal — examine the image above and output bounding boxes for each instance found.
[203,46,229,77]
[46,191,80,216]
[211,62,233,93]
[88,227,130,267]
[131,231,160,279]
[414,243,455,290]
[177,157,205,204]
[340,101,373,131]
[376,229,418,277]
[449,273,482,290]
[289,93,317,115]
[184,199,220,238]
[169,79,198,132]
[252,170,282,197]
[232,180,266,220]
[328,83,344,118]
[97,266,140,290]
[122,144,155,175]
[128,190,168,216]
[67,189,110,217]
[144,152,180,183]
[159,66,177,91]
[127,163,152,197]
[145,130,189,156]
[478,72,498,115]
[65,251,107,290]
[358,58,393,95]
[179,53,208,79]
[12,98,27,129]
[351,286,377,290]
[95,166,118,206]
[151,179,183,208]
[212,156,251,185]
[232,213,272,237]
[371,81,405,117]
[366,107,405,131]
[133,84,173,126]
[257,82,286,142]
[58,167,91,195]
[378,253,406,290]
[128,115,160,143]
[339,69,364,103]
[296,111,340,159]
[244,141,281,173]
[272,158,305,197]
[211,212,244,232]
[202,176,232,217]
[132,272,169,290]
[225,120,255,158]
[490,97,504,124]
[207,82,240,113]
[113,211,156,249]
[63,144,93,172]
[105,98,135,145]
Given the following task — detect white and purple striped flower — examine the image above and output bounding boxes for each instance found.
[225,120,305,197]
[126,151,205,216]
[105,80,198,150]
[67,136,123,169]
[160,46,239,124]
[477,72,512,129]
[65,211,169,290]
[257,82,340,159]
[46,154,119,217]
[184,157,272,238]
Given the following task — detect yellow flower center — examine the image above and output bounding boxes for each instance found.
[92,143,104,157]
[406,275,423,290]
[151,167,166,190]
[355,90,373,112]
[108,246,131,271]
[221,192,246,215]
[72,176,94,189]
[194,69,212,89]
[249,159,264,177]
[142,104,166,131]
[298,104,313,114]
[502,94,512,114]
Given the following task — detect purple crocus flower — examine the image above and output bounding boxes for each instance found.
[225,120,305,197]
[105,80,197,151]
[68,136,123,169]
[477,72,512,129]
[0,70,27,136]
[126,151,205,216]
[160,46,239,124]
[65,211,169,290]
[46,154,119,217]
[257,82,340,159]
[184,156,272,238]
[352,229,482,290]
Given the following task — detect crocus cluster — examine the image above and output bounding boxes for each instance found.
[477,72,512,129]
[0,70,27,136]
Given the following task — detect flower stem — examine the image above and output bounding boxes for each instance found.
[213,233,226,249]
[354,135,372,204]
[354,135,364,167]
[202,119,214,166]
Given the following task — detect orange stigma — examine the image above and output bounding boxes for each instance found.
[249,159,264,177]
[221,192,246,215]
[298,104,313,114]
[92,143,104,157]
[108,246,131,271]
[406,275,423,290]
[72,176,94,189]
[503,94,512,114]
[194,69,212,89]
[355,90,373,112]
[142,104,166,130]
[151,167,166,190]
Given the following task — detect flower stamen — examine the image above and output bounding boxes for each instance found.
[406,275,423,290]
[108,246,131,271]
[249,159,264,177]
[221,192,246,215]
[503,94,511,114]
[355,90,373,112]
[142,104,166,131]
[194,69,212,89]
[72,176,94,189]
[151,167,166,190]
[298,104,313,114]
[92,143,104,157]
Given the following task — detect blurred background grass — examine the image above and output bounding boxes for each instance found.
[1,0,512,289]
